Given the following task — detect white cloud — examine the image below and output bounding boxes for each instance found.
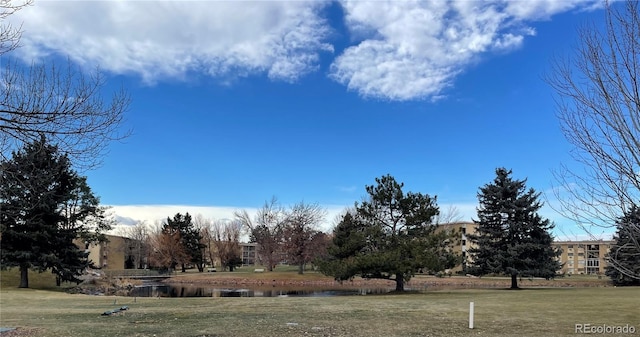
[9,1,333,83]
[109,205,245,226]
[7,0,602,100]
[329,0,601,100]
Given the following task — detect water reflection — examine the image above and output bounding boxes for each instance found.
[130,284,393,298]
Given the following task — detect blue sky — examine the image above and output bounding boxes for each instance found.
[6,1,612,238]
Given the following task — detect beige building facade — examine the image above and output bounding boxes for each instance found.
[80,234,136,270]
[437,221,478,272]
[552,240,613,275]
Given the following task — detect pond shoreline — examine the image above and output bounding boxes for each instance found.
[163,274,612,289]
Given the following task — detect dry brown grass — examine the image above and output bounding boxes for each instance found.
[0,286,637,337]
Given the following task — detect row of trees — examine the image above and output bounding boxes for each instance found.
[118,204,330,275]
[120,215,243,273]
[0,137,630,290]
[318,169,638,290]
[318,171,561,291]
[234,199,329,274]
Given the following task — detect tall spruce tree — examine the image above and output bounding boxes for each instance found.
[605,207,640,286]
[318,174,458,291]
[469,168,561,289]
[0,137,108,288]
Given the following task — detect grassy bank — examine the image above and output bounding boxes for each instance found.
[1,269,633,337]
[164,266,612,289]
[1,284,638,336]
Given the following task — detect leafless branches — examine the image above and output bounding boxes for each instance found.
[283,201,326,274]
[1,61,131,169]
[210,220,242,271]
[546,0,640,278]
[435,205,464,225]
[0,0,32,55]
[234,197,287,271]
[118,221,150,269]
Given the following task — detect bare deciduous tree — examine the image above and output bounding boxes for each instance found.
[546,0,640,280]
[283,201,326,274]
[119,221,150,269]
[0,0,32,55]
[434,205,464,225]
[235,197,286,271]
[192,214,215,268]
[1,1,130,168]
[210,220,242,271]
[1,61,131,168]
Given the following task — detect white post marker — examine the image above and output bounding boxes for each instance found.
[469,302,474,329]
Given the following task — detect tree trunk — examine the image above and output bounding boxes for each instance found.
[395,272,405,291]
[298,263,304,275]
[181,263,186,273]
[510,273,519,289]
[19,264,29,288]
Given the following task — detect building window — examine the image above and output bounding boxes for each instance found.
[461,240,466,246]
[568,245,573,249]
[587,251,600,259]
[461,228,466,234]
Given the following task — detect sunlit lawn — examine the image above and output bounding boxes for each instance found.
[0,270,637,337]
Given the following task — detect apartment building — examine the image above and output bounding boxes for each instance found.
[552,240,613,275]
[79,234,137,270]
[436,221,478,272]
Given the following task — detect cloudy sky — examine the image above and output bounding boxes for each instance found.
[6,0,612,238]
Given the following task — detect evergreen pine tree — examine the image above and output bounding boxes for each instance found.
[605,207,640,286]
[164,213,205,272]
[468,168,561,289]
[318,174,458,291]
[0,137,107,288]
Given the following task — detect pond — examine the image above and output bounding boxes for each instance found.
[130,283,395,298]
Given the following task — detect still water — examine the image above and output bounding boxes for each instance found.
[131,283,394,298]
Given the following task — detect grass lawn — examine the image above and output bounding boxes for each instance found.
[0,270,638,337]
